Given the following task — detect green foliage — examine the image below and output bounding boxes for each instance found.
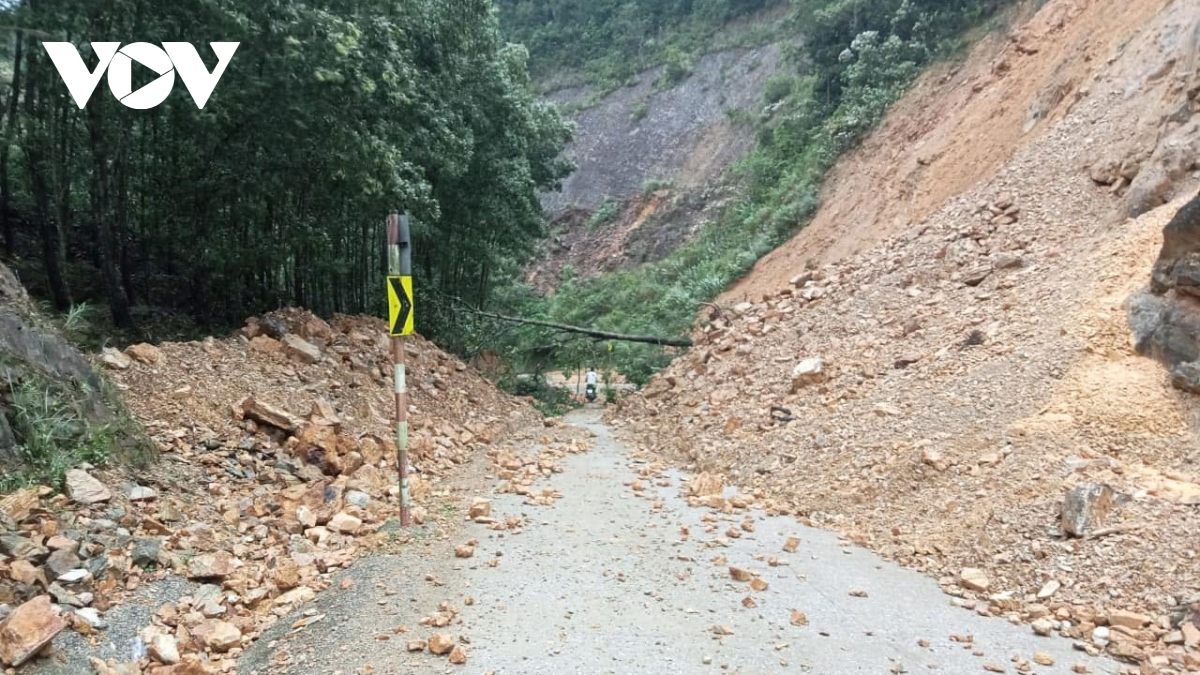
[659,47,695,89]
[604,386,618,404]
[642,179,674,194]
[587,199,621,230]
[763,73,795,105]
[630,100,649,123]
[496,372,579,417]
[495,0,791,90]
[0,0,573,346]
[724,108,755,127]
[0,371,153,493]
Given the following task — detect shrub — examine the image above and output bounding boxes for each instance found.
[587,199,622,230]
[631,100,649,123]
[763,74,795,105]
[660,47,694,88]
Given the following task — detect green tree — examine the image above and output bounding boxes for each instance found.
[0,0,573,344]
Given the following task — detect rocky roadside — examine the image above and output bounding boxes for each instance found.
[0,309,586,674]
[607,17,1200,668]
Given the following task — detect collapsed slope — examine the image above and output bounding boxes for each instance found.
[528,42,786,292]
[615,0,1200,669]
[722,0,1188,302]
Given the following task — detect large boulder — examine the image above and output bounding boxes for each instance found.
[1131,190,1200,394]
[1150,191,1200,294]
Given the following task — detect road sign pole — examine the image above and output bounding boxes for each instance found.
[386,212,413,527]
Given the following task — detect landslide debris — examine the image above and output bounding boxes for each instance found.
[0,307,580,672]
[613,0,1200,669]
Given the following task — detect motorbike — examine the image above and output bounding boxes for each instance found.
[585,383,597,402]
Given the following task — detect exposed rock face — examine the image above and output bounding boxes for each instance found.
[1150,191,1200,294]
[0,263,119,471]
[542,44,784,216]
[1131,191,1200,392]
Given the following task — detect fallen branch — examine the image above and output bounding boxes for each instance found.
[465,309,692,347]
[1084,523,1145,540]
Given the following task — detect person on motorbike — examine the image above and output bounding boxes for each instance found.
[585,367,598,402]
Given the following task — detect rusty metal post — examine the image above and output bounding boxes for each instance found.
[387,212,413,526]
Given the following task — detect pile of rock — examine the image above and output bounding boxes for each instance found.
[610,180,1200,670]
[0,308,556,671]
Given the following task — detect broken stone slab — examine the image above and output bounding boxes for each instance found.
[56,569,89,584]
[192,619,241,652]
[328,513,361,535]
[128,486,158,501]
[791,358,827,391]
[1061,483,1119,537]
[282,335,322,364]
[187,552,236,580]
[237,396,301,433]
[468,498,492,520]
[124,343,162,365]
[147,633,180,665]
[73,607,106,630]
[1170,361,1200,394]
[45,548,81,578]
[1037,579,1061,599]
[959,568,990,592]
[428,633,455,655]
[0,534,48,562]
[132,538,162,568]
[100,347,132,370]
[0,595,67,667]
[686,472,724,498]
[961,265,993,287]
[65,469,111,505]
[0,487,39,524]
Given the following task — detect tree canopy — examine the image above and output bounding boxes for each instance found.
[495,0,790,86]
[0,0,573,340]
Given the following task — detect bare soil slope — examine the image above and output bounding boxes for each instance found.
[722,0,1184,303]
[616,0,1200,669]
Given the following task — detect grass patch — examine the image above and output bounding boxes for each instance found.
[497,373,580,417]
[0,360,155,493]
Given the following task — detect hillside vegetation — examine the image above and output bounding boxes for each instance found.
[487,0,1011,383]
[495,0,790,91]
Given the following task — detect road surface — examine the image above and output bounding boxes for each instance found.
[239,409,1118,675]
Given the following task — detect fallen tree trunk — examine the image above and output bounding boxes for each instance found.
[468,309,692,347]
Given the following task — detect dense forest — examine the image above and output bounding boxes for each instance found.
[0,0,571,341]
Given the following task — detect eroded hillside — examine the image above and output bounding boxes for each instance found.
[722,0,1194,302]
[528,43,785,291]
[615,0,1200,668]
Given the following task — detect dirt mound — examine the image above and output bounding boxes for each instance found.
[118,308,528,475]
[615,0,1200,668]
[0,308,588,672]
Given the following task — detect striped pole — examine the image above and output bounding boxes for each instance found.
[387,212,412,527]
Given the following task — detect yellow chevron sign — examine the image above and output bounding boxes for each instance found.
[387,275,414,336]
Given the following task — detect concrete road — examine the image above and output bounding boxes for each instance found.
[240,409,1119,675]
